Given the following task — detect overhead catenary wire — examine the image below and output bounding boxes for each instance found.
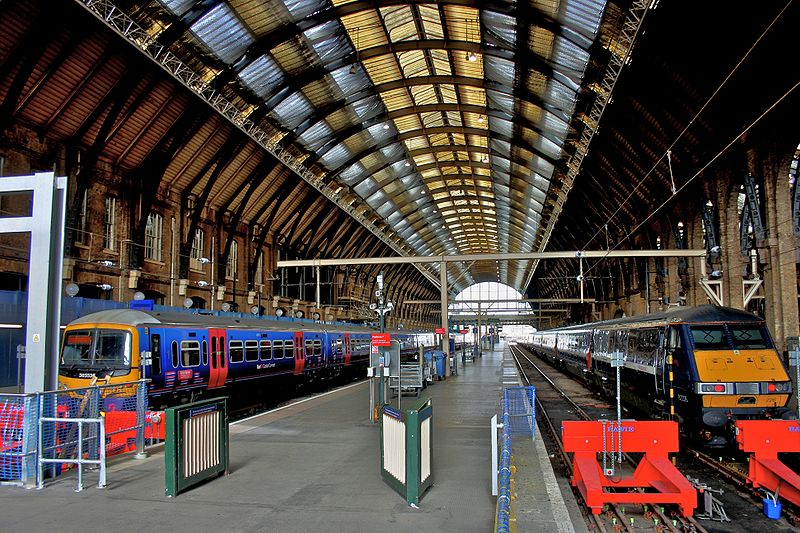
[577,0,798,280]
[581,0,796,254]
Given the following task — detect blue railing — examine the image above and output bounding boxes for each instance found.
[495,385,535,533]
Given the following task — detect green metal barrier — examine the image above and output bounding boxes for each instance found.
[380,398,433,506]
[164,398,229,497]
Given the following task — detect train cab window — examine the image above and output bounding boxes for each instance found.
[260,340,272,360]
[245,340,259,362]
[730,326,771,349]
[690,326,728,350]
[181,341,200,367]
[229,340,244,363]
[202,340,208,366]
[171,341,179,368]
[284,340,294,359]
[272,340,283,359]
[151,334,162,375]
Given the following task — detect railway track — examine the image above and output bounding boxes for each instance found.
[508,343,800,533]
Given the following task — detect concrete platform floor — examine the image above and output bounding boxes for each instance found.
[0,345,585,532]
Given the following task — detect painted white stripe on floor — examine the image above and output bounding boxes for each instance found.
[534,419,575,533]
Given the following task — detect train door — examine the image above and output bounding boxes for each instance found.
[655,329,667,397]
[293,331,305,375]
[208,328,228,388]
[344,333,351,365]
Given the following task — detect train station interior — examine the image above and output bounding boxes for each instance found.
[1,0,800,532]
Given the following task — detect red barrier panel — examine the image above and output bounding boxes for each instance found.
[103,410,166,456]
[561,420,696,516]
[736,420,800,506]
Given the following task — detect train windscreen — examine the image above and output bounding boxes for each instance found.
[60,329,132,376]
[730,325,772,349]
[689,326,728,350]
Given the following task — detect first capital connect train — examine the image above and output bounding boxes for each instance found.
[57,308,434,407]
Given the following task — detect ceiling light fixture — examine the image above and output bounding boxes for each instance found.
[404,161,411,167]
[467,51,477,62]
[478,115,485,123]
[383,123,390,130]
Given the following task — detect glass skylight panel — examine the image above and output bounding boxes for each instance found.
[484,56,515,86]
[271,92,313,130]
[350,96,383,119]
[159,0,193,16]
[552,37,590,86]
[482,11,516,47]
[191,4,254,65]
[340,162,366,184]
[304,21,351,63]
[284,0,328,21]
[541,112,569,142]
[354,177,379,198]
[367,123,393,144]
[561,0,606,40]
[319,144,352,170]
[490,117,514,138]
[298,121,334,152]
[238,55,284,99]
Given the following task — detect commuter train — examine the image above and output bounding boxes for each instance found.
[58,309,434,408]
[523,305,794,446]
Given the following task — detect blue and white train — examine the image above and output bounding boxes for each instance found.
[58,309,433,407]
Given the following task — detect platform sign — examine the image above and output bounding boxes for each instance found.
[435,328,445,334]
[372,333,391,346]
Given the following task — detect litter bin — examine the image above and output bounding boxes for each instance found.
[433,350,445,379]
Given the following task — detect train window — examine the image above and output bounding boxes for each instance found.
[181,341,200,367]
[272,340,283,359]
[171,341,179,368]
[690,326,728,350]
[284,340,294,359]
[313,339,322,355]
[211,337,217,368]
[229,340,244,363]
[305,339,314,356]
[333,339,343,354]
[202,340,208,366]
[151,334,161,375]
[245,340,259,362]
[260,340,272,360]
[730,326,771,349]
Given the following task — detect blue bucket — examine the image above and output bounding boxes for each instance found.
[763,495,782,520]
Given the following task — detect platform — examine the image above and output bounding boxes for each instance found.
[0,344,585,532]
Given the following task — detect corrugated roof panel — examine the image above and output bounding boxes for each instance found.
[529,26,555,61]
[409,84,439,106]
[330,64,373,98]
[191,4,254,64]
[395,115,422,133]
[363,55,402,84]
[399,50,430,78]
[238,55,284,99]
[459,86,487,106]
[430,50,453,76]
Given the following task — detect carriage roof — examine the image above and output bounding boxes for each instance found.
[68,309,387,335]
